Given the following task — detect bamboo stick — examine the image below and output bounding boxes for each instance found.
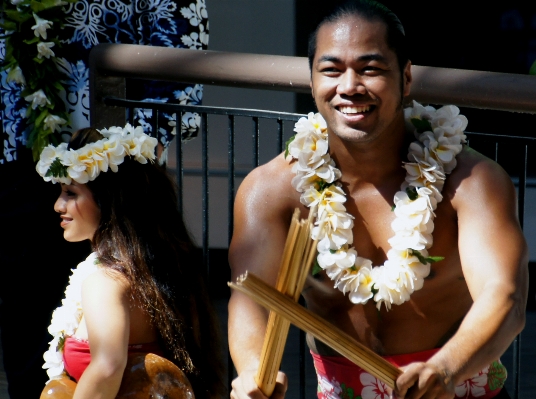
[253,208,317,396]
[229,272,402,389]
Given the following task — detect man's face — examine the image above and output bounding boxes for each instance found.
[310,16,412,144]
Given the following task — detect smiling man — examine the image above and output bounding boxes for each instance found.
[227,1,528,399]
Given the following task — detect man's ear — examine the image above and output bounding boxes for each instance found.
[403,60,412,97]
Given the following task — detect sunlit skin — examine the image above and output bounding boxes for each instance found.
[228,14,528,399]
[54,182,101,242]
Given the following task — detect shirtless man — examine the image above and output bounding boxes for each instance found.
[228,1,528,398]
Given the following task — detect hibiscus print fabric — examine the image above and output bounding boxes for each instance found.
[0,0,208,164]
[312,350,507,399]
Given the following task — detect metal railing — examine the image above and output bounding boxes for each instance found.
[89,44,536,398]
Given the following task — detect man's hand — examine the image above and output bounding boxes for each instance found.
[393,362,455,399]
[230,369,288,399]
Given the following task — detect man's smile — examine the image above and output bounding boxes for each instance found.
[336,104,373,115]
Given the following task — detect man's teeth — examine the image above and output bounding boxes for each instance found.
[339,105,370,114]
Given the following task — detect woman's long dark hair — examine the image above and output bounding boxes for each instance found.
[69,128,225,399]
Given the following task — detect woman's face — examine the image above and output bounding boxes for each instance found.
[54,182,101,242]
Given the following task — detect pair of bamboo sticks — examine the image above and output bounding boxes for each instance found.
[228,208,402,395]
[252,208,318,396]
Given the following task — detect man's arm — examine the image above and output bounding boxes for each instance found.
[396,149,529,398]
[228,155,299,399]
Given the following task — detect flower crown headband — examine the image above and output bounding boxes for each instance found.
[36,124,158,185]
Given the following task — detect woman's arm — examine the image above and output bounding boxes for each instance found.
[73,269,131,399]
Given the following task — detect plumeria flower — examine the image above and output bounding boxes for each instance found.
[32,13,53,40]
[293,112,327,136]
[43,114,67,132]
[24,89,51,110]
[6,66,26,85]
[37,42,56,59]
[337,259,375,304]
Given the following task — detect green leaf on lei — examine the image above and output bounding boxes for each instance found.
[405,186,418,201]
[311,258,322,276]
[317,179,332,192]
[410,249,444,265]
[487,360,507,391]
[284,135,295,158]
[57,333,66,353]
[46,157,68,179]
[411,117,433,133]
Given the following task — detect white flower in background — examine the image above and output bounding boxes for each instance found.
[37,41,55,59]
[7,66,26,85]
[31,13,53,40]
[24,89,51,109]
[43,114,66,132]
[289,102,466,309]
[10,0,24,4]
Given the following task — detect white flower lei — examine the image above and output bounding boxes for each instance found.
[288,100,467,310]
[36,123,158,185]
[42,252,99,380]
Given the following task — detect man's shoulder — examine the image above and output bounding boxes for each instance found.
[447,145,515,203]
[239,153,295,195]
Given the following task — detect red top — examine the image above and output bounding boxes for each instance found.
[63,336,164,382]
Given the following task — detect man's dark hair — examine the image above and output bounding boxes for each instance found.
[307,0,408,74]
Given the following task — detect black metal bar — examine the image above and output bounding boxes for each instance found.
[175,112,184,214]
[227,114,236,392]
[104,97,303,122]
[127,106,134,125]
[253,117,259,167]
[202,112,209,277]
[512,144,528,399]
[277,119,283,154]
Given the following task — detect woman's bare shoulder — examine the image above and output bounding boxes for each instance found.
[82,267,130,299]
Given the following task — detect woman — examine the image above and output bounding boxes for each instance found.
[36,125,224,399]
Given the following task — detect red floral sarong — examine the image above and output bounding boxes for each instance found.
[311,349,507,399]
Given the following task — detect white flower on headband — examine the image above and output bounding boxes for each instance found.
[36,124,158,185]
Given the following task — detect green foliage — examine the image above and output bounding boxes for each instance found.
[2,0,72,160]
